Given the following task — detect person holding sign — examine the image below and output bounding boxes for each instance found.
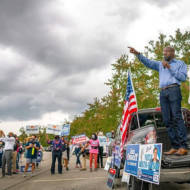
[46,135,63,174]
[23,135,40,177]
[129,46,188,156]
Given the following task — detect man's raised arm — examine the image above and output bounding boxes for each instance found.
[128,47,159,71]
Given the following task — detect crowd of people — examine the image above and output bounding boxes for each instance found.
[0,130,43,177]
[0,129,115,178]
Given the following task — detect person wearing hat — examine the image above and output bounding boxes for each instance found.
[46,135,63,174]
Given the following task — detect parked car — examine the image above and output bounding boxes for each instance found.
[110,107,190,190]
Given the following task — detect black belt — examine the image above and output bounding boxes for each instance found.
[161,83,179,91]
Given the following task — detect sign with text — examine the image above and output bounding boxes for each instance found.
[26,125,39,134]
[125,144,162,185]
[107,168,116,189]
[98,136,107,147]
[138,144,162,184]
[72,134,88,145]
[60,124,70,136]
[46,125,62,135]
[114,145,121,168]
[125,144,139,176]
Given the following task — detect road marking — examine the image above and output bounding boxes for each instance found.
[34,176,106,183]
[163,171,190,174]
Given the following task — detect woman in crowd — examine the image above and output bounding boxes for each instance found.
[85,133,99,172]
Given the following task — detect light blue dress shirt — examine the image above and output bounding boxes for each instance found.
[137,54,187,88]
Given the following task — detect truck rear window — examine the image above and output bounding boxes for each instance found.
[139,113,155,128]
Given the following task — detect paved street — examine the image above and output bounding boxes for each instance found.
[0,152,190,190]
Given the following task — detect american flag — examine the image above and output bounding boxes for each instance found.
[120,70,138,157]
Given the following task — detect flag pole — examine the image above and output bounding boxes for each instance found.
[128,69,140,129]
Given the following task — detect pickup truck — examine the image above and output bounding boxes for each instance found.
[111,107,190,190]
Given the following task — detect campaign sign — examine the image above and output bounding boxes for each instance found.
[107,168,116,189]
[98,136,107,147]
[125,144,139,177]
[26,125,39,134]
[138,144,162,184]
[20,165,32,172]
[106,132,112,139]
[36,151,43,163]
[46,125,62,135]
[114,145,121,168]
[72,134,88,145]
[60,124,70,136]
[122,162,130,184]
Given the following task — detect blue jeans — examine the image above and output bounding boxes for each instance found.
[160,85,187,149]
[76,154,81,165]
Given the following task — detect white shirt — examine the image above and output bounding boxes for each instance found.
[0,137,15,150]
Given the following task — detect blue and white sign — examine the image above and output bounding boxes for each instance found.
[60,124,70,136]
[46,125,62,135]
[98,136,107,147]
[125,144,139,176]
[26,125,39,134]
[138,144,162,184]
[125,144,162,185]
[114,146,121,168]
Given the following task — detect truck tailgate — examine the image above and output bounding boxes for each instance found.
[160,167,190,183]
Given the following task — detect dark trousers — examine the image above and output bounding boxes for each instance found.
[76,154,81,165]
[2,150,13,176]
[160,86,187,149]
[16,153,20,170]
[0,152,2,168]
[97,146,104,167]
[51,150,62,174]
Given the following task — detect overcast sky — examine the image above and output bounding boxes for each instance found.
[0,0,190,135]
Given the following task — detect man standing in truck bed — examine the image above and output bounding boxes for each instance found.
[129,46,188,156]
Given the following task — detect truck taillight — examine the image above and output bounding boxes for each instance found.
[145,130,157,144]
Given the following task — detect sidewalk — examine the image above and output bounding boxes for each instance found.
[0,152,51,190]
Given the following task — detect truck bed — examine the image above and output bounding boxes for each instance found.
[160,152,190,183]
[160,167,190,183]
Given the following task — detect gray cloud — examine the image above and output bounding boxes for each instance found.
[0,0,175,121]
[145,0,178,7]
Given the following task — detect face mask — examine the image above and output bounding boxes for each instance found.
[92,135,95,140]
